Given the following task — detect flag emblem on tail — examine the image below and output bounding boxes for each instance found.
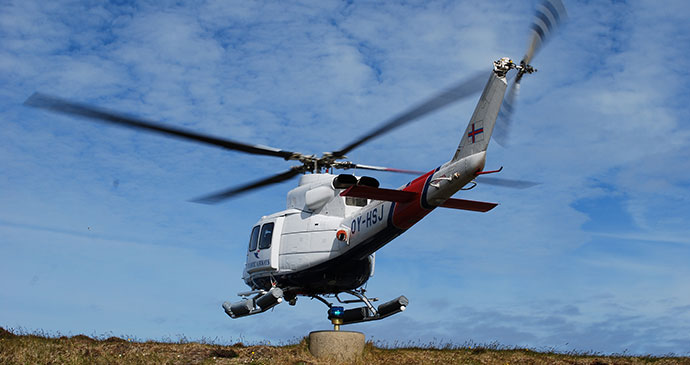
[468,122,484,143]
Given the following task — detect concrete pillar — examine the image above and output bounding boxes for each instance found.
[308,330,365,362]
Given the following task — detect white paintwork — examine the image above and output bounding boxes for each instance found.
[344,201,391,249]
[244,215,284,274]
[245,173,365,278]
[286,174,347,216]
[305,186,334,211]
[279,213,347,272]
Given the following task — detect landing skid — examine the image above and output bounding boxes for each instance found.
[222,286,407,327]
[313,289,408,330]
[222,287,284,318]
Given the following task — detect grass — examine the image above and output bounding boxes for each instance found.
[2,327,689,364]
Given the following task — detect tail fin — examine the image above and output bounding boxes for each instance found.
[452,62,509,161]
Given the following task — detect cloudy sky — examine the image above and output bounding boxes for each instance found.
[2,0,690,356]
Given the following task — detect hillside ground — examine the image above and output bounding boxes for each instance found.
[1,327,689,364]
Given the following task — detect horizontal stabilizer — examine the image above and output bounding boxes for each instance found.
[340,185,416,203]
[440,198,497,212]
[341,185,497,212]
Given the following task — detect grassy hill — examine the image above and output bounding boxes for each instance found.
[1,327,689,364]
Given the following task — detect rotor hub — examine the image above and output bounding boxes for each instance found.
[493,57,537,79]
[493,57,516,77]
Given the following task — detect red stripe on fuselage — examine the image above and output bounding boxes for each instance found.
[391,168,438,229]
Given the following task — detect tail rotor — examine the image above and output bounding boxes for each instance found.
[494,0,567,147]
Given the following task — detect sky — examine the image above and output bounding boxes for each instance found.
[2,0,690,356]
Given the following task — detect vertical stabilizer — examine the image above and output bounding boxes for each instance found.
[452,59,510,161]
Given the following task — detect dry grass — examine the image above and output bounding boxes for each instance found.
[1,327,689,364]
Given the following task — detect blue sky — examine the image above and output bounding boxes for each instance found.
[2,0,690,356]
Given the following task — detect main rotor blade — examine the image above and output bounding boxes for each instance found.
[331,71,488,158]
[475,176,539,189]
[24,93,298,160]
[191,168,302,204]
[347,163,425,175]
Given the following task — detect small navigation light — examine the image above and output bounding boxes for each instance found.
[328,306,345,331]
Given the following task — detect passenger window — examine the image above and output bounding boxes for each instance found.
[248,226,260,251]
[259,222,274,250]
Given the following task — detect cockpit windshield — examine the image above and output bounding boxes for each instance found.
[259,223,274,249]
[248,225,260,251]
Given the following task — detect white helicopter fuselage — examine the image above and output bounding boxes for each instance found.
[243,152,487,295]
[242,60,510,296]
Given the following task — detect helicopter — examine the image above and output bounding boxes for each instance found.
[24,0,566,328]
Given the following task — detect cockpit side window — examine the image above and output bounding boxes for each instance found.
[258,222,274,250]
[248,225,260,251]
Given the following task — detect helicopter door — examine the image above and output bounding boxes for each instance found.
[245,217,283,273]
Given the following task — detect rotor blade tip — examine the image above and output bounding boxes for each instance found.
[189,196,220,205]
[24,92,46,107]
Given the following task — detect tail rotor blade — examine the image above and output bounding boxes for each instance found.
[495,0,566,147]
[523,0,568,65]
[494,80,520,147]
